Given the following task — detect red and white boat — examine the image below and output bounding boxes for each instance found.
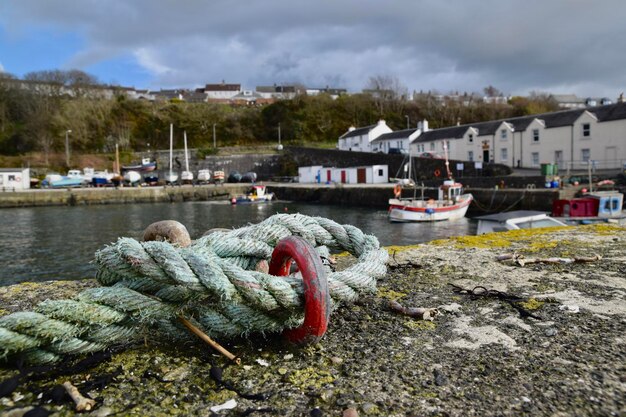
[388,180,473,222]
[388,142,473,222]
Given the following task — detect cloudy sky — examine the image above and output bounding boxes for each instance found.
[1,0,625,98]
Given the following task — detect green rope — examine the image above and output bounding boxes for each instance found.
[0,214,388,364]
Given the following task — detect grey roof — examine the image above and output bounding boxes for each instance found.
[204,83,240,91]
[374,128,419,142]
[340,124,377,139]
[0,168,27,172]
[416,102,626,142]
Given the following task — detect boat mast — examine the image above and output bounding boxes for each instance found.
[443,141,452,180]
[169,123,174,178]
[115,143,120,175]
[184,131,190,173]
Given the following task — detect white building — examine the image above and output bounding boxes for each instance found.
[0,168,30,191]
[372,120,429,153]
[298,165,388,184]
[412,102,626,169]
[337,120,393,152]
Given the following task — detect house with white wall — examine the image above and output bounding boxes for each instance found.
[298,165,388,184]
[337,120,393,152]
[413,102,626,169]
[0,168,30,191]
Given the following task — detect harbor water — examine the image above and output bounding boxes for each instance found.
[0,201,476,285]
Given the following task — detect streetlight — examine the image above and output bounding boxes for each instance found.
[65,129,72,167]
[405,115,410,129]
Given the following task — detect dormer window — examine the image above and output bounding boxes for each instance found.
[533,129,540,142]
[582,123,590,137]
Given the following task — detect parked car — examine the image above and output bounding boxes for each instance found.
[416,152,443,159]
[388,148,408,155]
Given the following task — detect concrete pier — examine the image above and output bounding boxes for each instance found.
[0,182,562,213]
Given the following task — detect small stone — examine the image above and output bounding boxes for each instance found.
[310,407,323,417]
[330,356,344,365]
[162,365,191,382]
[434,369,449,386]
[343,408,359,417]
[256,359,270,367]
[362,402,377,414]
[545,328,558,337]
[278,368,288,375]
[283,354,294,360]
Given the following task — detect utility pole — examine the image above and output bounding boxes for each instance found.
[277,123,283,150]
[213,123,217,148]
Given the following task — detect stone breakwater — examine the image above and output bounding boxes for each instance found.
[1,224,624,416]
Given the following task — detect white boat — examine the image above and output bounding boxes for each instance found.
[232,185,275,204]
[92,170,114,186]
[82,167,94,183]
[123,170,142,185]
[388,142,473,222]
[197,169,211,183]
[181,131,194,183]
[166,124,178,184]
[476,210,568,234]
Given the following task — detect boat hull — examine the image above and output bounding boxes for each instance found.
[388,194,473,222]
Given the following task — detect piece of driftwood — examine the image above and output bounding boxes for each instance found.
[389,300,439,321]
[62,381,96,412]
[496,253,601,266]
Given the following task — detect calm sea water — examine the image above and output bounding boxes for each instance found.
[0,201,476,285]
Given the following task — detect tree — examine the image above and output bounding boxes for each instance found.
[364,75,408,115]
[483,85,502,97]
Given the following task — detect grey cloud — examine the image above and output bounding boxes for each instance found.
[1,0,625,96]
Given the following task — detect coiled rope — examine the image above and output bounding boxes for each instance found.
[0,214,388,364]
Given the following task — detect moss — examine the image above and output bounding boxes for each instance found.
[287,367,335,390]
[585,223,625,235]
[403,320,436,331]
[430,227,571,249]
[376,288,407,300]
[518,298,544,310]
[0,309,8,317]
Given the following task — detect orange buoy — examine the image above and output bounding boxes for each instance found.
[393,183,402,198]
[434,169,441,177]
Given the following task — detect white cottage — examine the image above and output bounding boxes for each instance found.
[0,168,30,191]
[298,165,388,184]
[337,120,392,152]
[412,102,626,169]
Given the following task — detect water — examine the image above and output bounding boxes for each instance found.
[0,201,476,285]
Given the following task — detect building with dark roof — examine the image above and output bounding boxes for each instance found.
[337,120,392,152]
[412,102,626,169]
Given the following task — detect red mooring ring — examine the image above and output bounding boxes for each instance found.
[268,236,330,344]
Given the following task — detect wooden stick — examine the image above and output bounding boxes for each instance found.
[178,316,241,365]
[62,381,96,412]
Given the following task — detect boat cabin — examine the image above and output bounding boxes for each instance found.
[476,210,567,235]
[438,180,464,202]
[552,191,624,219]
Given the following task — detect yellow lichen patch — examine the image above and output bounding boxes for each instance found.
[430,226,571,249]
[585,223,626,235]
[206,389,237,404]
[403,320,436,331]
[287,367,335,390]
[518,298,544,310]
[385,244,422,254]
[377,288,407,300]
[0,308,8,317]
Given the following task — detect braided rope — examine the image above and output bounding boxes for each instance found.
[0,214,388,364]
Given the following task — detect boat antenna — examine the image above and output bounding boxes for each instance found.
[443,141,452,180]
[184,130,190,173]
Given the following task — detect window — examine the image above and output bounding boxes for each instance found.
[430,142,435,151]
[532,152,540,166]
[582,123,590,137]
[532,129,540,142]
[468,134,474,143]
[501,148,508,162]
[468,151,474,161]
[581,148,590,162]
[378,169,384,176]
[500,129,507,140]
[554,150,563,164]
[8,175,15,181]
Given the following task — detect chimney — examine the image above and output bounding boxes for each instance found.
[377,119,386,126]
[456,117,461,126]
[348,126,356,132]
[422,120,429,132]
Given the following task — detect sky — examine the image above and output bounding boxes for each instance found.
[1,0,625,98]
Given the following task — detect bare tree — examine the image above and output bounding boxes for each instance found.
[364,75,408,114]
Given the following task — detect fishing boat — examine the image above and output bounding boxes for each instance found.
[231,185,274,204]
[552,190,626,225]
[92,170,114,187]
[165,124,179,185]
[121,157,157,172]
[180,131,194,184]
[213,170,225,184]
[42,171,85,188]
[123,170,142,185]
[388,143,473,222]
[197,169,211,184]
[476,211,567,234]
[143,172,159,186]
